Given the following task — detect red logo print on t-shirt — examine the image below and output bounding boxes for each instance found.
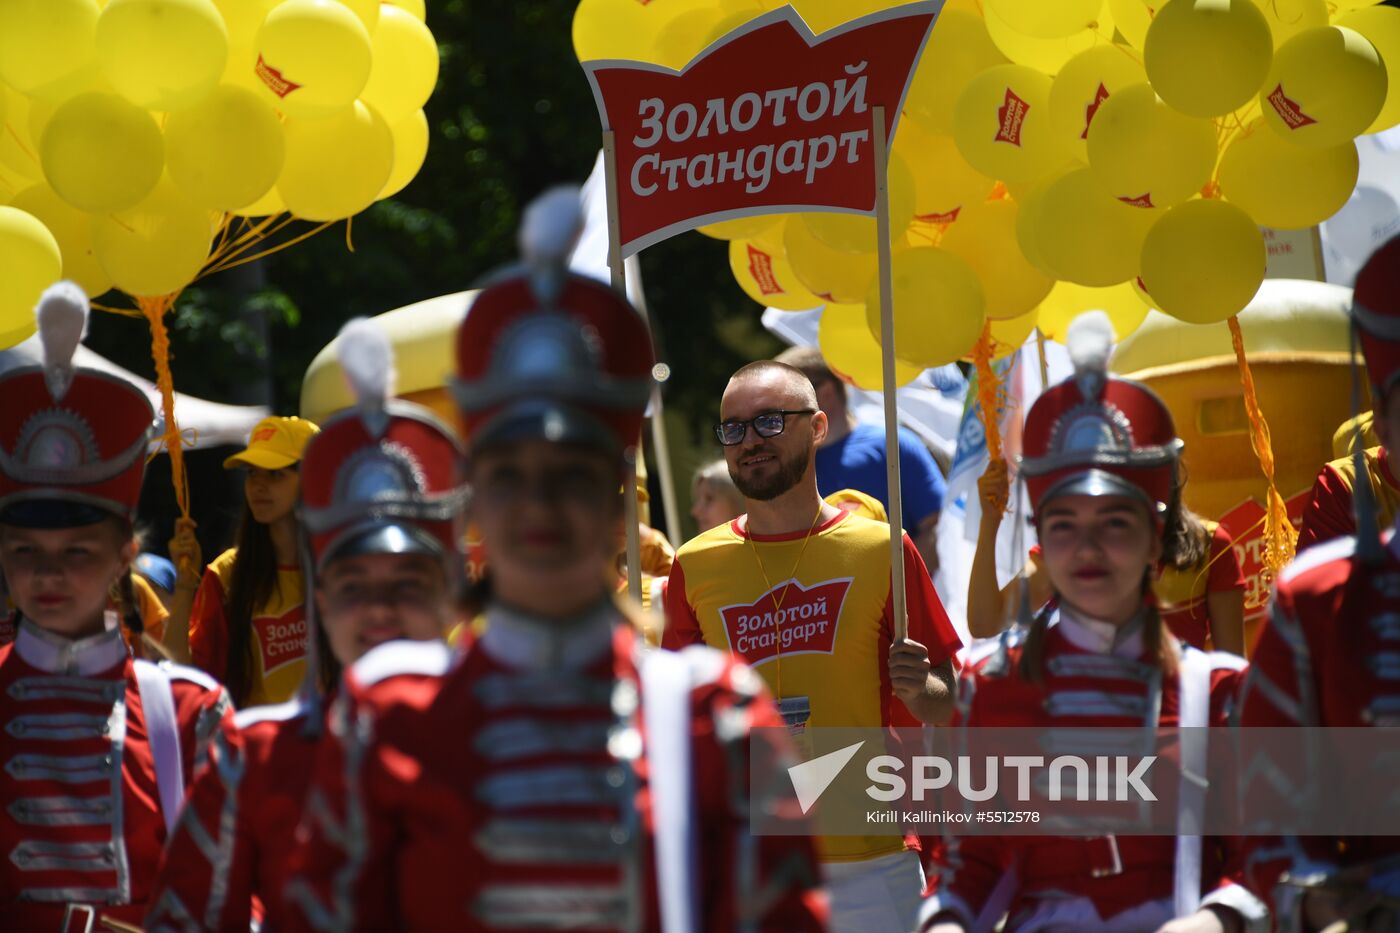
[719,578,851,666]
[255,607,308,676]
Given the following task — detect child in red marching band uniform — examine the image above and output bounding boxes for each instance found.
[144,319,469,932]
[0,284,236,931]
[281,188,826,931]
[919,313,1268,933]
[1237,235,1400,931]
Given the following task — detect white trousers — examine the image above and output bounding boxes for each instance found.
[1013,895,1174,932]
[823,850,927,933]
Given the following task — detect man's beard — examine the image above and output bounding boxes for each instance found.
[730,446,810,501]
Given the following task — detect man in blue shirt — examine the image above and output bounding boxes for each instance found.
[776,347,945,571]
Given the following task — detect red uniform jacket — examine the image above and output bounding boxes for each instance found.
[1236,533,1400,918]
[283,605,826,931]
[145,694,324,931]
[919,608,1266,931]
[0,619,234,931]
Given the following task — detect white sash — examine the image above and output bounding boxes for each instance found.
[641,648,697,933]
[1173,647,1212,919]
[134,660,185,835]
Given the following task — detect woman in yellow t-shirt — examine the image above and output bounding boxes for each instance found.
[174,416,318,708]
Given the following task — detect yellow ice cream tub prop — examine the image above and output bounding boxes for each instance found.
[300,289,478,428]
[1112,280,1359,645]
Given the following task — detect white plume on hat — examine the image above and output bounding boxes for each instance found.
[1067,310,1116,373]
[1067,310,1116,401]
[36,281,90,402]
[337,317,395,434]
[519,185,585,267]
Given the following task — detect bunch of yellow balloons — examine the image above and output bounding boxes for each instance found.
[0,0,437,346]
[572,0,1400,391]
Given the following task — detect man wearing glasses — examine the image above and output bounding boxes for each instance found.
[662,360,962,933]
[777,346,946,573]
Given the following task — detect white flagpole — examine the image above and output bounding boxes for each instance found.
[872,105,908,643]
[623,255,684,550]
[603,129,644,602]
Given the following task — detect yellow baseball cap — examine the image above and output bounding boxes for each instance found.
[223,416,320,470]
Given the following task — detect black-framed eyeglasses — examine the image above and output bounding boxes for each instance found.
[714,409,816,447]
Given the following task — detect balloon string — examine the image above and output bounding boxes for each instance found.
[1227,314,1296,578]
[972,322,1008,515]
[138,294,192,537]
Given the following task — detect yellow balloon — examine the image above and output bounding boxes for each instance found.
[166,85,284,211]
[983,0,1117,76]
[379,108,428,199]
[1218,118,1358,228]
[1256,0,1328,47]
[0,88,43,181]
[386,0,425,22]
[572,0,660,62]
[1049,45,1147,162]
[954,65,1063,184]
[231,182,285,218]
[278,101,392,221]
[698,215,778,240]
[41,92,163,213]
[334,0,378,32]
[986,0,1101,39]
[987,308,1039,356]
[1139,199,1265,325]
[1108,0,1153,50]
[572,0,752,63]
[93,179,213,296]
[0,0,100,101]
[893,116,993,223]
[940,199,1054,320]
[9,184,112,297]
[818,302,922,391]
[1024,167,1155,286]
[650,9,753,70]
[1333,0,1386,10]
[782,0,914,33]
[728,237,822,311]
[213,0,280,90]
[1011,167,1065,277]
[254,0,371,118]
[1338,6,1400,132]
[96,0,227,111]
[1259,26,1387,147]
[1145,0,1272,118]
[1035,279,1148,342]
[1086,82,1217,208]
[866,247,985,369]
[0,205,62,348]
[214,0,279,46]
[801,153,915,253]
[360,5,439,125]
[783,217,877,304]
[904,1,1008,134]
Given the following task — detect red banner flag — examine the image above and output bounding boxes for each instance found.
[583,3,940,257]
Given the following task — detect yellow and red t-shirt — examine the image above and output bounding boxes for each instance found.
[189,547,306,708]
[1297,446,1400,551]
[663,509,962,861]
[1154,520,1245,650]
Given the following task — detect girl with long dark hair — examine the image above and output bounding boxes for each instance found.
[179,416,318,707]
